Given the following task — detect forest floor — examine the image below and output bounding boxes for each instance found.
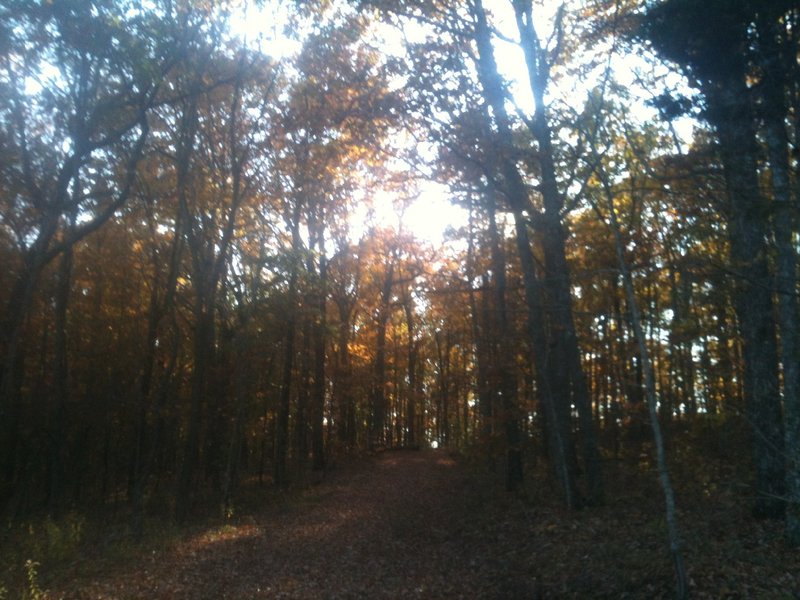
[7,437,800,599]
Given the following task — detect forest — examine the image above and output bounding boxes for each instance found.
[1,0,800,597]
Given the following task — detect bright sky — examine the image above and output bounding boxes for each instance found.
[231,2,473,248]
[232,1,695,249]
[373,183,470,245]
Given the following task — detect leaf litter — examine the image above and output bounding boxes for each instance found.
[36,448,800,599]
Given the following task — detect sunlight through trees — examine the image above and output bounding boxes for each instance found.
[1,0,800,596]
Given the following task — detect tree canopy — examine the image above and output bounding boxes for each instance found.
[1,0,799,596]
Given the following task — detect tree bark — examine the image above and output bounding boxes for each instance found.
[759,11,800,542]
[597,176,689,600]
[466,204,493,447]
[711,81,786,518]
[334,296,356,448]
[47,231,73,514]
[131,200,185,536]
[371,257,395,447]
[473,0,576,501]
[511,0,603,505]
[311,222,328,471]
[402,289,419,447]
[483,191,524,490]
[275,201,303,487]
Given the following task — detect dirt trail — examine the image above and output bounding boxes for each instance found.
[43,448,800,598]
[57,450,536,599]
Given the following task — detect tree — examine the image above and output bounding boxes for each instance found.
[578,93,690,596]
[172,46,274,518]
[0,0,173,502]
[270,15,400,477]
[639,0,794,523]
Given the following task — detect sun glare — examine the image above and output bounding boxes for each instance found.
[402,186,470,246]
[348,184,469,249]
[229,1,696,250]
[229,2,301,58]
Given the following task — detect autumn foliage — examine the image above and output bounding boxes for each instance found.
[1,0,799,597]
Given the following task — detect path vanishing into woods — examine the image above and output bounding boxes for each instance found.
[44,448,800,599]
[54,450,540,599]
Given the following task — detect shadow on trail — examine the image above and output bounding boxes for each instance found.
[58,450,537,599]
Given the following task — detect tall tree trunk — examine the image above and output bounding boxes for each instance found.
[172,95,200,521]
[1,250,51,494]
[295,321,311,464]
[485,191,524,491]
[434,329,452,447]
[47,233,73,513]
[597,177,689,600]
[466,205,492,446]
[642,0,787,520]
[334,298,356,448]
[371,258,394,447]
[311,244,327,471]
[511,0,603,505]
[131,204,184,537]
[176,291,215,520]
[221,314,250,517]
[473,2,575,501]
[759,11,800,543]
[176,62,247,513]
[403,291,418,447]
[711,81,786,518]
[275,202,303,486]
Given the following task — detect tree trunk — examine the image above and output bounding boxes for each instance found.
[485,191,524,491]
[712,82,786,518]
[511,0,603,505]
[295,321,311,465]
[176,294,215,520]
[131,203,184,537]
[221,317,250,517]
[435,329,452,447]
[311,243,327,472]
[371,258,394,447]
[334,297,356,448]
[473,1,578,499]
[598,177,689,600]
[759,11,800,542]
[275,202,303,486]
[47,236,73,513]
[403,290,419,447]
[466,205,493,446]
